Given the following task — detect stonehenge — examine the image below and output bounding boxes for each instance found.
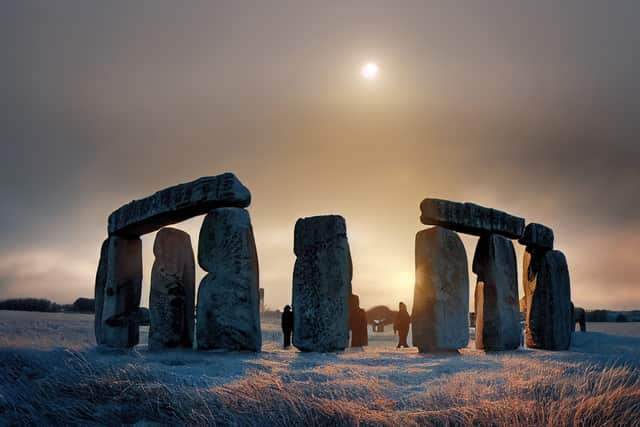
[196,208,261,352]
[293,215,352,352]
[412,226,469,352]
[417,199,573,352]
[472,234,520,351]
[149,228,195,350]
[94,174,574,356]
[95,173,261,350]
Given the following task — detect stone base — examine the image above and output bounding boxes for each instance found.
[196,273,261,351]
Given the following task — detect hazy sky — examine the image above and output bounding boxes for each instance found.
[2,1,639,310]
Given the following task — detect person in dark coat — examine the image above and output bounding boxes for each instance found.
[281,305,294,348]
[394,302,410,348]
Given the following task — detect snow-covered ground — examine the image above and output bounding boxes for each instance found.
[1,310,639,426]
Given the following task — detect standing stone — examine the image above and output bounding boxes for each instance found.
[472,234,520,350]
[518,223,554,250]
[149,228,195,350]
[94,239,109,345]
[524,249,572,350]
[349,294,368,347]
[101,236,142,348]
[196,208,261,351]
[293,215,352,352]
[420,198,525,239]
[412,226,469,352]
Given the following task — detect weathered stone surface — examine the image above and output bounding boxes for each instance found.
[101,236,142,348]
[420,198,525,239]
[293,215,352,352]
[412,226,469,352]
[472,234,520,350]
[94,239,109,345]
[518,223,554,250]
[196,208,261,351]
[524,249,572,350]
[108,173,251,237]
[149,228,195,350]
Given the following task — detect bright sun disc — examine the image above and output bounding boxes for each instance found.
[361,62,379,80]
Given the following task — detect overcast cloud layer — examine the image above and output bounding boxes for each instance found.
[1,1,639,310]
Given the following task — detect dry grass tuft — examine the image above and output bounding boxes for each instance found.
[1,348,639,426]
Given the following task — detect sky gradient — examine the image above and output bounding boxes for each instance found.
[2,1,639,310]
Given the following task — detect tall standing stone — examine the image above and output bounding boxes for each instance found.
[472,234,520,350]
[149,228,195,350]
[101,236,142,348]
[412,226,469,352]
[196,208,261,351]
[293,215,352,352]
[94,239,109,345]
[523,249,572,350]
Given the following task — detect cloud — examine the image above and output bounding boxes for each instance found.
[1,1,639,310]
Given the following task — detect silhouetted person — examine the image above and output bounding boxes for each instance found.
[281,305,293,348]
[394,302,410,348]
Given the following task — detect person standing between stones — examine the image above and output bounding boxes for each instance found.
[281,305,294,348]
[394,302,411,348]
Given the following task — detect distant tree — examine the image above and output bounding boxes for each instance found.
[0,298,60,312]
[366,305,397,326]
[72,298,95,313]
[586,310,609,322]
[615,314,628,323]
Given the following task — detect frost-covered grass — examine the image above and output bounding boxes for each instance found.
[1,311,639,426]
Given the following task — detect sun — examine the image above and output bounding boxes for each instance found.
[361,62,379,80]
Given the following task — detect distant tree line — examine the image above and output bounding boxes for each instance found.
[585,310,640,322]
[0,298,61,312]
[0,298,95,313]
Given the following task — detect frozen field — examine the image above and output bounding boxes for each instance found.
[1,310,639,426]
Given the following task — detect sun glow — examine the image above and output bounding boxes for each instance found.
[361,62,379,80]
